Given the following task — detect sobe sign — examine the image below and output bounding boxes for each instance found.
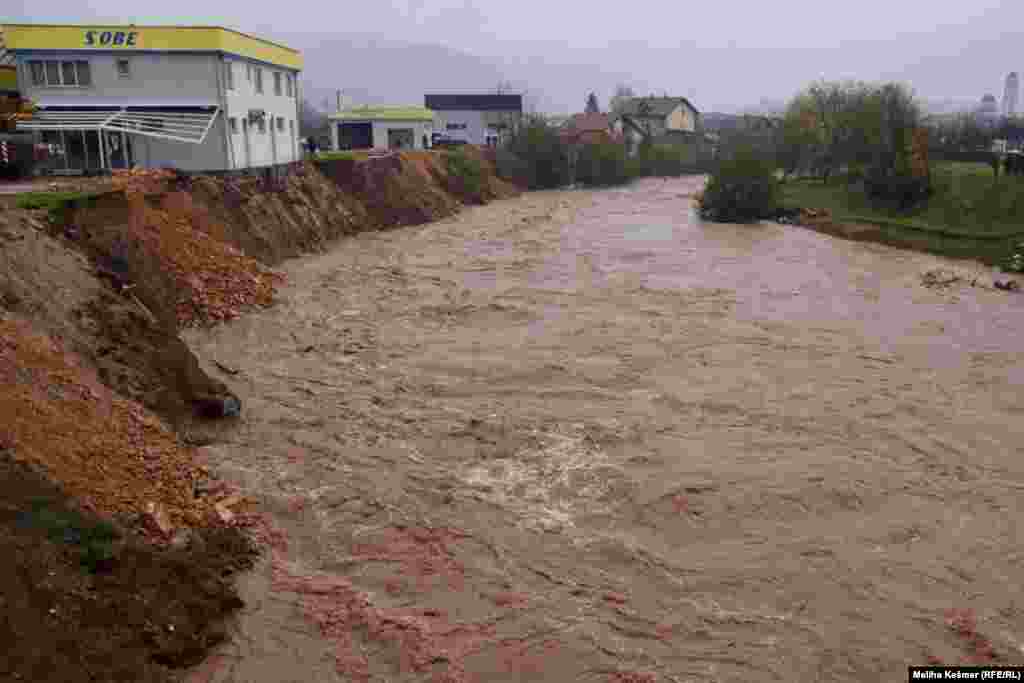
[83,31,139,47]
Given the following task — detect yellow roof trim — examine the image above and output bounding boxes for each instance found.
[1,23,302,70]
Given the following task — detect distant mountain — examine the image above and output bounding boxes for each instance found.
[280,32,647,116]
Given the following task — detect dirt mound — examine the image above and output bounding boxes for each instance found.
[0,209,238,425]
[0,315,214,528]
[66,179,283,328]
[186,164,370,266]
[0,455,256,683]
[317,153,463,227]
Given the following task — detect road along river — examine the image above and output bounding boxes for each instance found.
[185,176,1024,683]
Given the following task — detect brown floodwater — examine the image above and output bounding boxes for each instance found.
[185,177,1024,683]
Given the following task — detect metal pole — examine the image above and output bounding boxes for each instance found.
[121,130,127,168]
[99,128,106,170]
[81,130,90,172]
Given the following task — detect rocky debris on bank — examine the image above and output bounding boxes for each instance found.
[775,207,833,225]
[0,455,258,683]
[0,208,241,426]
[920,267,1019,293]
[0,315,223,531]
[108,170,285,327]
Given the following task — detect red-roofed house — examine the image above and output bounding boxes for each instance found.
[560,113,622,146]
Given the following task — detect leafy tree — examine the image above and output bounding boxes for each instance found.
[500,115,571,189]
[699,145,781,222]
[575,141,630,186]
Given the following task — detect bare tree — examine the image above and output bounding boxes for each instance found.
[585,92,600,114]
[300,98,330,141]
[609,84,635,115]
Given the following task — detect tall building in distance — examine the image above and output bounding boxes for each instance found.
[1003,72,1020,117]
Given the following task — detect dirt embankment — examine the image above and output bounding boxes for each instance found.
[0,150,518,682]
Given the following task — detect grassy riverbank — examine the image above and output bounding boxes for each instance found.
[781,162,1024,265]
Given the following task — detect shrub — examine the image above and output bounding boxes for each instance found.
[443,148,484,198]
[493,148,531,188]
[501,117,570,190]
[1005,241,1024,273]
[575,141,631,187]
[635,143,705,177]
[863,168,932,210]
[18,500,121,573]
[698,148,781,222]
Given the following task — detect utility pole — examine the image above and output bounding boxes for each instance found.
[337,90,342,113]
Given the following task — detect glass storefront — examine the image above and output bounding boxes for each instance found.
[35,129,132,173]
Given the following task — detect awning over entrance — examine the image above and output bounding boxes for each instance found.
[16,106,220,144]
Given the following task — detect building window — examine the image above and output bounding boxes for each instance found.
[257,118,266,134]
[29,62,44,86]
[285,74,293,97]
[76,61,92,86]
[273,72,282,96]
[246,64,252,83]
[45,61,60,85]
[116,59,131,79]
[28,59,91,87]
[229,117,238,134]
[224,61,234,90]
[446,123,467,131]
[62,61,78,84]
[276,116,284,132]
[255,67,263,94]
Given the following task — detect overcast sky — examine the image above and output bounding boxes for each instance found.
[5,0,1022,112]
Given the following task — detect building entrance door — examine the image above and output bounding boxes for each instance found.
[104,131,132,169]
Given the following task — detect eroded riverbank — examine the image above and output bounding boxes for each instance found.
[185,176,1024,683]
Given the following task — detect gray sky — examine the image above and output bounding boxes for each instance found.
[5,0,1022,113]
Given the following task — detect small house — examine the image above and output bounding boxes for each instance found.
[560,112,621,146]
[612,96,701,155]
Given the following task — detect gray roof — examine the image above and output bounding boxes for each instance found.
[424,94,523,112]
[616,96,699,119]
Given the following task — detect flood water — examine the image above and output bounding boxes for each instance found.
[187,177,1024,683]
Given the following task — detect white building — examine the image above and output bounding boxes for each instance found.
[2,23,303,173]
[424,94,523,147]
[329,106,434,152]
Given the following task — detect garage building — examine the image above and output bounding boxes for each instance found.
[329,106,434,152]
[1,23,303,173]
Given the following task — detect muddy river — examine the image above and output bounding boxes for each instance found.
[184,177,1024,683]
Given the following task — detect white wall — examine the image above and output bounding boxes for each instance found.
[432,110,486,145]
[222,58,301,168]
[370,120,432,150]
[130,123,228,171]
[431,109,519,146]
[18,52,219,104]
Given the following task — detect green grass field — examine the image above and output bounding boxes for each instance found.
[313,150,362,161]
[781,162,1024,265]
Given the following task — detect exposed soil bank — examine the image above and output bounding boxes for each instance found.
[1,149,516,682]
[183,177,1024,682]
